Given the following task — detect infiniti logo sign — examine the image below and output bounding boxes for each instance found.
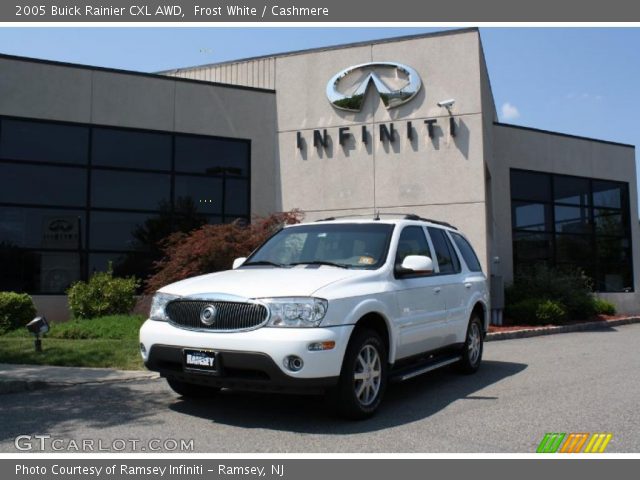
[200,305,217,326]
[326,61,422,112]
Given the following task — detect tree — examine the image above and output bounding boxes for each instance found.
[144,210,303,293]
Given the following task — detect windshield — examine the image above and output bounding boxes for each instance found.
[244,223,395,269]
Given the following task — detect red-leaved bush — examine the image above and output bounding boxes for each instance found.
[144,210,303,293]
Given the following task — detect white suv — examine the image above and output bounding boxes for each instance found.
[139,214,489,419]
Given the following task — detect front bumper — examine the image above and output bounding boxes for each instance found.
[139,320,353,392]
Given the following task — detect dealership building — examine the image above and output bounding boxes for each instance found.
[0,28,637,321]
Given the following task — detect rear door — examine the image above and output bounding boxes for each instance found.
[393,226,448,358]
[426,227,467,346]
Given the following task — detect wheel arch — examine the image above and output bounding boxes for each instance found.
[351,311,395,364]
[471,300,488,333]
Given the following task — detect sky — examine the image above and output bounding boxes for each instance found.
[0,27,638,211]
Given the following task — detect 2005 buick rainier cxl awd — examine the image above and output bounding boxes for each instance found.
[140,214,489,419]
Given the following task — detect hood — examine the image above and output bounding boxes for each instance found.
[159,266,366,299]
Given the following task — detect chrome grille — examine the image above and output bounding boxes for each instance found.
[166,300,268,331]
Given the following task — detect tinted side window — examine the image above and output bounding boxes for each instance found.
[395,226,431,264]
[450,232,482,272]
[427,227,460,274]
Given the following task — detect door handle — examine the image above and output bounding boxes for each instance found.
[434,287,441,294]
[465,283,472,289]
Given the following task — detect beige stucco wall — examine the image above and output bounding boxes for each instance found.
[272,30,490,271]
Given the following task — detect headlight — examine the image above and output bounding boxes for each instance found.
[261,297,328,328]
[149,292,179,321]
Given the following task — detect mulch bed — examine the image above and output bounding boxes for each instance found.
[487,314,626,333]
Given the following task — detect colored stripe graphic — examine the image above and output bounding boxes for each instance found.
[560,433,589,453]
[584,433,613,453]
[537,433,565,453]
[537,433,613,453]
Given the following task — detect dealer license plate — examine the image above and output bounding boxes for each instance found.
[183,349,217,372]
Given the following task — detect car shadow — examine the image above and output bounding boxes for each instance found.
[168,360,527,433]
[0,380,168,446]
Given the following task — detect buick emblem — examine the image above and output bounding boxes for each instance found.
[200,305,217,326]
[326,61,422,112]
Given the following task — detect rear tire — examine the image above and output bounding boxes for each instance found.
[458,314,484,374]
[166,378,220,398]
[329,328,388,420]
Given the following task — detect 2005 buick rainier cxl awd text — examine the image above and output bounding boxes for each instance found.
[140,214,489,419]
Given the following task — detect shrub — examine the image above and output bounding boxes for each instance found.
[0,292,37,333]
[593,298,616,316]
[505,264,597,324]
[536,299,568,323]
[67,266,139,319]
[145,210,303,293]
[504,298,542,324]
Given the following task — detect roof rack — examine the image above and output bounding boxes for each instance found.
[402,214,458,230]
[314,212,458,230]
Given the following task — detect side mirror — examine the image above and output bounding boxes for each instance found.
[232,257,247,269]
[397,255,434,276]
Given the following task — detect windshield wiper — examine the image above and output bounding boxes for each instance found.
[288,261,350,269]
[242,260,285,268]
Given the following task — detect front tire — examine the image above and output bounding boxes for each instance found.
[166,378,220,398]
[330,328,388,420]
[458,314,483,374]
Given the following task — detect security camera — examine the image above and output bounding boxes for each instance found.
[437,99,455,109]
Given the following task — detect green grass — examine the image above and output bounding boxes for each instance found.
[0,314,146,370]
[2,314,145,339]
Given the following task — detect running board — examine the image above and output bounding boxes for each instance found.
[391,355,462,382]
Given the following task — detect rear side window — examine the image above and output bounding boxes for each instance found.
[427,227,461,274]
[450,232,483,272]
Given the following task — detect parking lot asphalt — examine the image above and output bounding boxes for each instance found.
[1,323,639,453]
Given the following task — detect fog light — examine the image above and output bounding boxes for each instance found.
[284,355,304,372]
[308,341,335,351]
[139,343,147,357]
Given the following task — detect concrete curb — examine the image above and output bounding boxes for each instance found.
[0,379,51,395]
[486,316,640,342]
[0,365,159,395]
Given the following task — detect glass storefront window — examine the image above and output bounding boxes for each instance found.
[512,201,551,231]
[89,211,155,251]
[92,127,172,171]
[0,116,250,294]
[0,163,87,207]
[553,176,590,205]
[554,205,591,235]
[175,135,249,176]
[225,178,249,215]
[510,170,551,202]
[0,118,89,165]
[593,180,624,209]
[511,169,632,292]
[91,170,171,211]
[0,249,81,294]
[0,207,85,249]
[174,175,223,215]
